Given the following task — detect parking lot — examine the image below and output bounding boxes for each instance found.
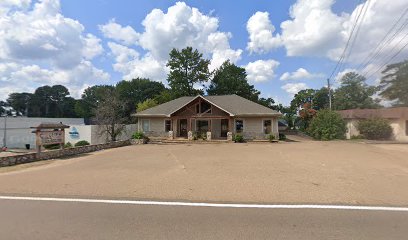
[0,141,407,206]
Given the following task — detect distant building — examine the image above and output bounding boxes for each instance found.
[338,107,408,141]
[133,94,281,140]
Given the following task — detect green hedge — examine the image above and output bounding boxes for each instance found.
[308,110,346,140]
[74,140,90,147]
[357,118,393,140]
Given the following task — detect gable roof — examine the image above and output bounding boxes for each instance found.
[338,107,408,119]
[133,95,281,117]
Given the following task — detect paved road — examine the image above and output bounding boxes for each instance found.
[1,199,407,240]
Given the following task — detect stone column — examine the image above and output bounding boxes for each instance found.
[206,132,212,141]
[168,131,174,140]
[227,132,233,141]
[188,131,193,141]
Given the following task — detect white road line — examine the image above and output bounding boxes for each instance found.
[1,195,408,212]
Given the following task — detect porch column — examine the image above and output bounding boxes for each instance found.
[207,119,212,141]
[227,117,233,141]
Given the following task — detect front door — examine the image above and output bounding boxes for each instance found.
[179,119,188,138]
[221,119,229,138]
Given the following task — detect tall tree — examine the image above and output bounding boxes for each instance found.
[166,47,210,97]
[75,85,115,118]
[379,60,408,106]
[290,89,316,110]
[334,72,380,110]
[313,87,331,110]
[0,101,6,115]
[7,93,32,116]
[94,89,126,142]
[208,61,260,102]
[115,78,165,118]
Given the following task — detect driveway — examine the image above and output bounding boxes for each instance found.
[0,141,407,206]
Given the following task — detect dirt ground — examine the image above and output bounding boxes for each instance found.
[0,141,407,206]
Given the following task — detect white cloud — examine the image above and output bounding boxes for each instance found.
[246,12,282,54]
[334,68,357,83]
[281,83,309,95]
[103,2,243,79]
[107,42,168,81]
[99,19,140,46]
[0,0,109,99]
[82,34,104,60]
[249,0,408,68]
[280,68,324,81]
[245,59,280,83]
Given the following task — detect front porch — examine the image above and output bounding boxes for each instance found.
[170,117,233,141]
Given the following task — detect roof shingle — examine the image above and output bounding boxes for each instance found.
[133,95,281,117]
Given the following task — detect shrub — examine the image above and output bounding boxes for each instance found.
[75,140,90,147]
[279,133,287,141]
[233,134,244,143]
[64,142,73,148]
[44,144,61,150]
[268,134,275,142]
[132,131,145,139]
[308,110,346,140]
[357,118,393,140]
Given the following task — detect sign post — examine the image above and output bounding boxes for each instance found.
[31,123,70,153]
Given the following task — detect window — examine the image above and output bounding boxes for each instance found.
[165,120,172,132]
[235,120,244,133]
[197,120,209,134]
[264,120,272,134]
[142,120,150,132]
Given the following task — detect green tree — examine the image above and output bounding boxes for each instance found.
[116,78,165,119]
[308,110,346,140]
[208,61,260,102]
[379,60,408,106]
[7,92,32,116]
[290,89,316,110]
[334,72,380,110]
[136,99,158,112]
[166,47,210,97]
[0,101,6,115]
[153,89,176,104]
[26,85,75,117]
[313,87,331,110]
[75,85,115,118]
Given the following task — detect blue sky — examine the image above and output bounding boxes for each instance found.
[1,0,407,105]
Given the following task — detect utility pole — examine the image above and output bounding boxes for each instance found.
[2,115,7,148]
[327,78,332,110]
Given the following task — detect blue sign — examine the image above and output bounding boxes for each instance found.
[69,127,80,139]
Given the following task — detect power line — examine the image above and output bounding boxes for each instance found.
[338,0,371,74]
[357,8,408,72]
[328,0,367,81]
[364,34,408,80]
[358,14,408,74]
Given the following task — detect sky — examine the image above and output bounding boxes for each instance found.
[0,0,407,105]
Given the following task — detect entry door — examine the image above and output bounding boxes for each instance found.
[179,119,188,137]
[221,119,229,137]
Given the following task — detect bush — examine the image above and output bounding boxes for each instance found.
[268,134,275,142]
[75,140,90,147]
[132,131,145,139]
[64,142,73,148]
[233,134,244,143]
[44,144,61,150]
[308,110,346,140]
[357,118,393,140]
[279,133,287,141]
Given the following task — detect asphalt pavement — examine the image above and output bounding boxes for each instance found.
[1,198,407,240]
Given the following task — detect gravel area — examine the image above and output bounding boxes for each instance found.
[0,141,407,206]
